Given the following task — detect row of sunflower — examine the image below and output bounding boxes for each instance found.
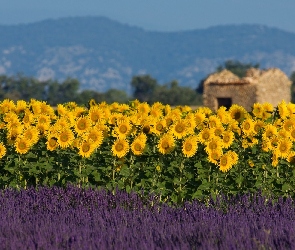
[0,98,295,202]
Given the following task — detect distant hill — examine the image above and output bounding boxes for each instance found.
[0,16,295,94]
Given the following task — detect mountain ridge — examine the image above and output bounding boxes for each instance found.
[0,16,294,94]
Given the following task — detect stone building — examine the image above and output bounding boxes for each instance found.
[203,68,292,111]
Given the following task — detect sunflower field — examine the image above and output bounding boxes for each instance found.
[0,98,295,203]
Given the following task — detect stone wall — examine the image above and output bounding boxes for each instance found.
[255,68,291,106]
[203,83,257,111]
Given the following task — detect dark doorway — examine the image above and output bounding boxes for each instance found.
[217,98,232,110]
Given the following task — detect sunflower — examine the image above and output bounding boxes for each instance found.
[194,111,206,126]
[241,118,255,136]
[111,138,130,158]
[217,106,230,124]
[262,124,278,140]
[150,106,163,118]
[15,138,30,154]
[219,152,234,173]
[171,119,188,139]
[210,125,223,137]
[184,114,197,135]
[275,138,292,159]
[85,129,104,148]
[22,126,39,145]
[278,100,290,120]
[73,106,87,118]
[89,106,105,123]
[228,120,241,135]
[207,150,223,165]
[4,112,19,123]
[205,137,223,154]
[0,99,16,113]
[283,119,295,132]
[78,141,95,158]
[287,103,295,116]
[137,102,150,114]
[15,100,27,114]
[241,135,259,149]
[182,135,198,157]
[22,110,35,126]
[0,142,6,158]
[114,120,132,138]
[252,103,264,119]
[152,119,167,135]
[208,115,222,128]
[253,120,265,135]
[158,133,175,154]
[75,116,91,135]
[288,127,295,142]
[287,151,295,164]
[6,120,24,140]
[46,135,58,151]
[198,128,214,144]
[131,137,146,156]
[57,129,75,148]
[272,152,279,167]
[262,103,274,120]
[229,104,247,122]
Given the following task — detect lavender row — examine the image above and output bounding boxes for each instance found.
[0,186,294,249]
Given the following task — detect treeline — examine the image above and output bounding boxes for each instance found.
[0,74,202,106]
[1,60,295,106]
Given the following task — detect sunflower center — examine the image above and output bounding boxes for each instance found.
[244,122,251,130]
[266,131,273,138]
[25,132,33,140]
[23,115,30,123]
[143,125,150,134]
[175,124,184,133]
[291,130,295,139]
[185,143,192,151]
[203,132,210,140]
[89,134,97,141]
[18,141,27,150]
[115,143,124,151]
[233,112,241,120]
[166,118,173,126]
[156,124,163,131]
[119,125,128,133]
[162,141,169,149]
[60,133,69,142]
[91,113,99,122]
[77,120,87,130]
[209,143,217,150]
[280,144,287,152]
[39,118,47,124]
[49,138,57,147]
[82,144,91,153]
[220,157,228,166]
[134,143,142,151]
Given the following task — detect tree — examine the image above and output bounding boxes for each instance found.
[103,89,130,104]
[131,75,158,103]
[150,80,202,106]
[216,60,260,77]
[46,78,80,105]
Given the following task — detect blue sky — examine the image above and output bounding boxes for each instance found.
[0,0,295,33]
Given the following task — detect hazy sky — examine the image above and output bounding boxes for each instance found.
[0,0,295,33]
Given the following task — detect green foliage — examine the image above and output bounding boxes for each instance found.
[131,75,202,106]
[216,60,260,77]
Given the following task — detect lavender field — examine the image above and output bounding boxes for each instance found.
[0,185,294,250]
